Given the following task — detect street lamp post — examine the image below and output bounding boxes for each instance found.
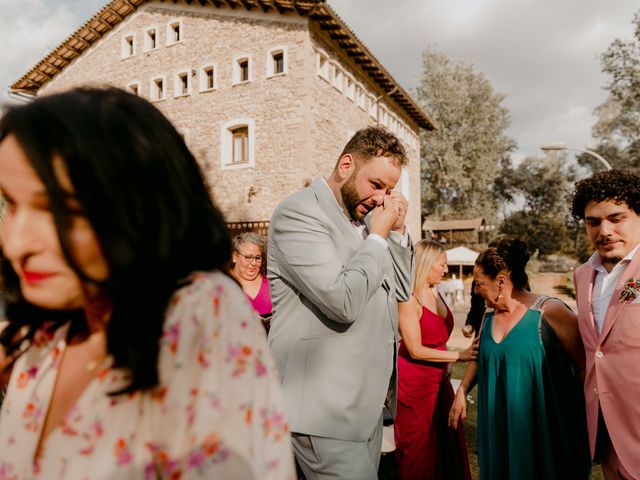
[540,142,612,170]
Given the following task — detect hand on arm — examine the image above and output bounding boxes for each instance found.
[398,300,477,363]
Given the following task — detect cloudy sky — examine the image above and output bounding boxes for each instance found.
[1,0,638,160]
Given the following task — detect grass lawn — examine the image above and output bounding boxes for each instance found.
[450,362,603,480]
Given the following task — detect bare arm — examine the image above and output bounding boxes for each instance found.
[448,360,479,429]
[398,299,478,363]
[541,299,585,370]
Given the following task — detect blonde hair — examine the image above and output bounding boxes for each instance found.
[412,240,446,295]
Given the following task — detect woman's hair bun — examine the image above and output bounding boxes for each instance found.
[496,237,529,269]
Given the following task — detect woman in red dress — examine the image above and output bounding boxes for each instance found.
[394,240,477,479]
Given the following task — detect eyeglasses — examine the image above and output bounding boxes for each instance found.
[237,253,263,264]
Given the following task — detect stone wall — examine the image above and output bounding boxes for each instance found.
[41,1,423,238]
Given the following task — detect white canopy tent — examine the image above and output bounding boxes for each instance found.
[445,246,480,277]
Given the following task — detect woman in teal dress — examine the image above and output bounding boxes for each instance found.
[449,238,591,479]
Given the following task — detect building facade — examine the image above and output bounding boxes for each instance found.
[11,0,435,238]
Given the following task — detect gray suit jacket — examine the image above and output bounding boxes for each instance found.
[267,178,412,441]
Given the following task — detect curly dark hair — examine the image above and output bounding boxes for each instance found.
[571,170,640,219]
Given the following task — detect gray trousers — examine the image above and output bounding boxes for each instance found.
[291,413,384,480]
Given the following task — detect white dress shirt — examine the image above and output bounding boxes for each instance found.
[589,244,640,333]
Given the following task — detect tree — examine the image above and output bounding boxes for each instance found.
[498,156,578,255]
[590,10,640,171]
[416,48,515,222]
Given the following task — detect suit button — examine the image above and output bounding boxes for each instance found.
[593,387,599,395]
[595,351,604,358]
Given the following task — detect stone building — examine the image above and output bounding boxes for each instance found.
[11,0,435,238]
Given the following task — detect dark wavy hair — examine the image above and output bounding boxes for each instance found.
[571,169,640,220]
[475,237,530,290]
[0,87,231,393]
[338,126,407,167]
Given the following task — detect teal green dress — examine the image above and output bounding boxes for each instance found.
[477,296,590,480]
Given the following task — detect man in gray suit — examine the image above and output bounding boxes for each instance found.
[267,126,413,479]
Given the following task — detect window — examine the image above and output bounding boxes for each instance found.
[267,47,287,77]
[231,127,249,164]
[368,94,377,119]
[199,65,216,92]
[127,82,141,96]
[317,51,330,81]
[144,27,158,51]
[167,20,182,45]
[121,34,135,58]
[233,55,252,84]
[150,77,165,101]
[331,62,344,92]
[220,118,255,170]
[356,84,366,110]
[273,52,284,73]
[345,75,355,102]
[174,70,191,97]
[239,59,249,82]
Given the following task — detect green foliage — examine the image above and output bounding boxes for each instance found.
[590,10,640,171]
[497,156,577,255]
[417,48,516,222]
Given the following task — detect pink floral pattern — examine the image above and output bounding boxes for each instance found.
[0,272,294,479]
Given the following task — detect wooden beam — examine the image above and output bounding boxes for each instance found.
[50,52,69,63]
[95,17,114,31]
[75,35,91,48]
[256,0,270,12]
[42,60,62,73]
[85,25,102,37]
[221,0,237,9]
[272,0,285,14]
[320,23,340,31]
[35,69,53,80]
[63,43,83,56]
[292,0,304,15]
[239,0,253,9]
[106,7,124,22]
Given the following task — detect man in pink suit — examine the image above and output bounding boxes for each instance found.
[571,170,640,479]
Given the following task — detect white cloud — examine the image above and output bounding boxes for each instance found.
[1,0,638,164]
[329,0,638,160]
[0,0,103,107]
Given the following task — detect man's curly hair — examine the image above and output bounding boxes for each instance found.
[570,170,640,220]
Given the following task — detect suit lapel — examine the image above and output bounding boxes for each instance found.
[599,249,640,342]
[311,177,362,247]
[584,268,598,335]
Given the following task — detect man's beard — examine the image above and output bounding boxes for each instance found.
[340,176,365,222]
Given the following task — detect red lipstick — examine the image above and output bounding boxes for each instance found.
[23,271,56,284]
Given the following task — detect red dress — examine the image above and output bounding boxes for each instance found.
[394,296,471,480]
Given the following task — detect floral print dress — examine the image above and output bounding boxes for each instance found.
[0,272,295,479]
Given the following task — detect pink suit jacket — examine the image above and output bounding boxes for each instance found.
[574,251,640,476]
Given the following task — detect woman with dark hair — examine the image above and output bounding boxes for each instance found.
[449,238,590,479]
[0,87,294,479]
[230,232,272,329]
[394,240,476,479]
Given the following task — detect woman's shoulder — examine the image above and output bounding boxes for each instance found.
[164,271,256,332]
[171,271,244,305]
[534,295,575,318]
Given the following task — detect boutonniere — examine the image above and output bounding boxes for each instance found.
[619,277,640,303]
